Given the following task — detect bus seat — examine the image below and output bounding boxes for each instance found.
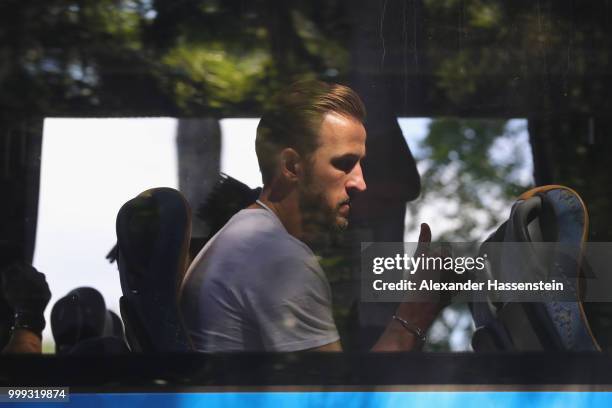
[51,287,128,354]
[471,185,601,352]
[115,187,192,352]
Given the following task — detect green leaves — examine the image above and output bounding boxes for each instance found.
[408,118,532,242]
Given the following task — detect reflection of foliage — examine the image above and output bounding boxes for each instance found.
[410,0,612,352]
[421,0,612,117]
[407,118,533,351]
[163,44,271,112]
[0,0,351,118]
[408,118,532,242]
[4,0,612,352]
[319,254,354,347]
[425,304,474,352]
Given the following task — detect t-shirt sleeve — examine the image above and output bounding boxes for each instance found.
[249,254,340,352]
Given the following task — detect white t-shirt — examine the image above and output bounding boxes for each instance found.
[180,208,340,352]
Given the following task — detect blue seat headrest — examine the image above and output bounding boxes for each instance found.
[471,185,600,351]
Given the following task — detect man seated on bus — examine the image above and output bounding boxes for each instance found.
[180,80,442,352]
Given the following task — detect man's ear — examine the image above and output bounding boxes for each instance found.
[279,148,302,182]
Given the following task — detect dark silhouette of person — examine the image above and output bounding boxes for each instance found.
[1,262,51,353]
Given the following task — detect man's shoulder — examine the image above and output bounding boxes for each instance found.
[193,209,319,276]
[187,208,326,297]
[217,209,313,258]
[220,208,276,235]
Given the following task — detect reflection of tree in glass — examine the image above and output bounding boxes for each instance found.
[410,118,533,351]
[5,0,612,352]
[0,0,350,117]
[408,118,532,242]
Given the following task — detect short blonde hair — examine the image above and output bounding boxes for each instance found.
[256,80,366,185]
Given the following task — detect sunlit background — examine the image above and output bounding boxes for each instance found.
[34,117,532,351]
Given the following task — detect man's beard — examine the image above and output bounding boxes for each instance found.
[298,176,348,249]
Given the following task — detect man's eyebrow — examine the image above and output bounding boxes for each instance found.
[332,153,365,161]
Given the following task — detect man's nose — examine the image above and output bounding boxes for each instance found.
[347,162,367,192]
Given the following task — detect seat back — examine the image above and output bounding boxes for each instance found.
[471,185,600,351]
[115,187,192,352]
[51,287,128,354]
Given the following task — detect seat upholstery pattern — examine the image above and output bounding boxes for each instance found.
[471,185,600,352]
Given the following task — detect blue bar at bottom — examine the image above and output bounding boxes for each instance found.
[3,391,612,408]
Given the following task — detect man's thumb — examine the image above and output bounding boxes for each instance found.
[415,223,431,257]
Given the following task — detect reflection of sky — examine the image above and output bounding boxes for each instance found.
[35,117,264,348]
[400,118,533,243]
[219,119,261,188]
[397,117,431,158]
[34,117,531,351]
[35,118,179,348]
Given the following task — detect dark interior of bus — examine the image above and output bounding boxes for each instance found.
[2,0,612,389]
